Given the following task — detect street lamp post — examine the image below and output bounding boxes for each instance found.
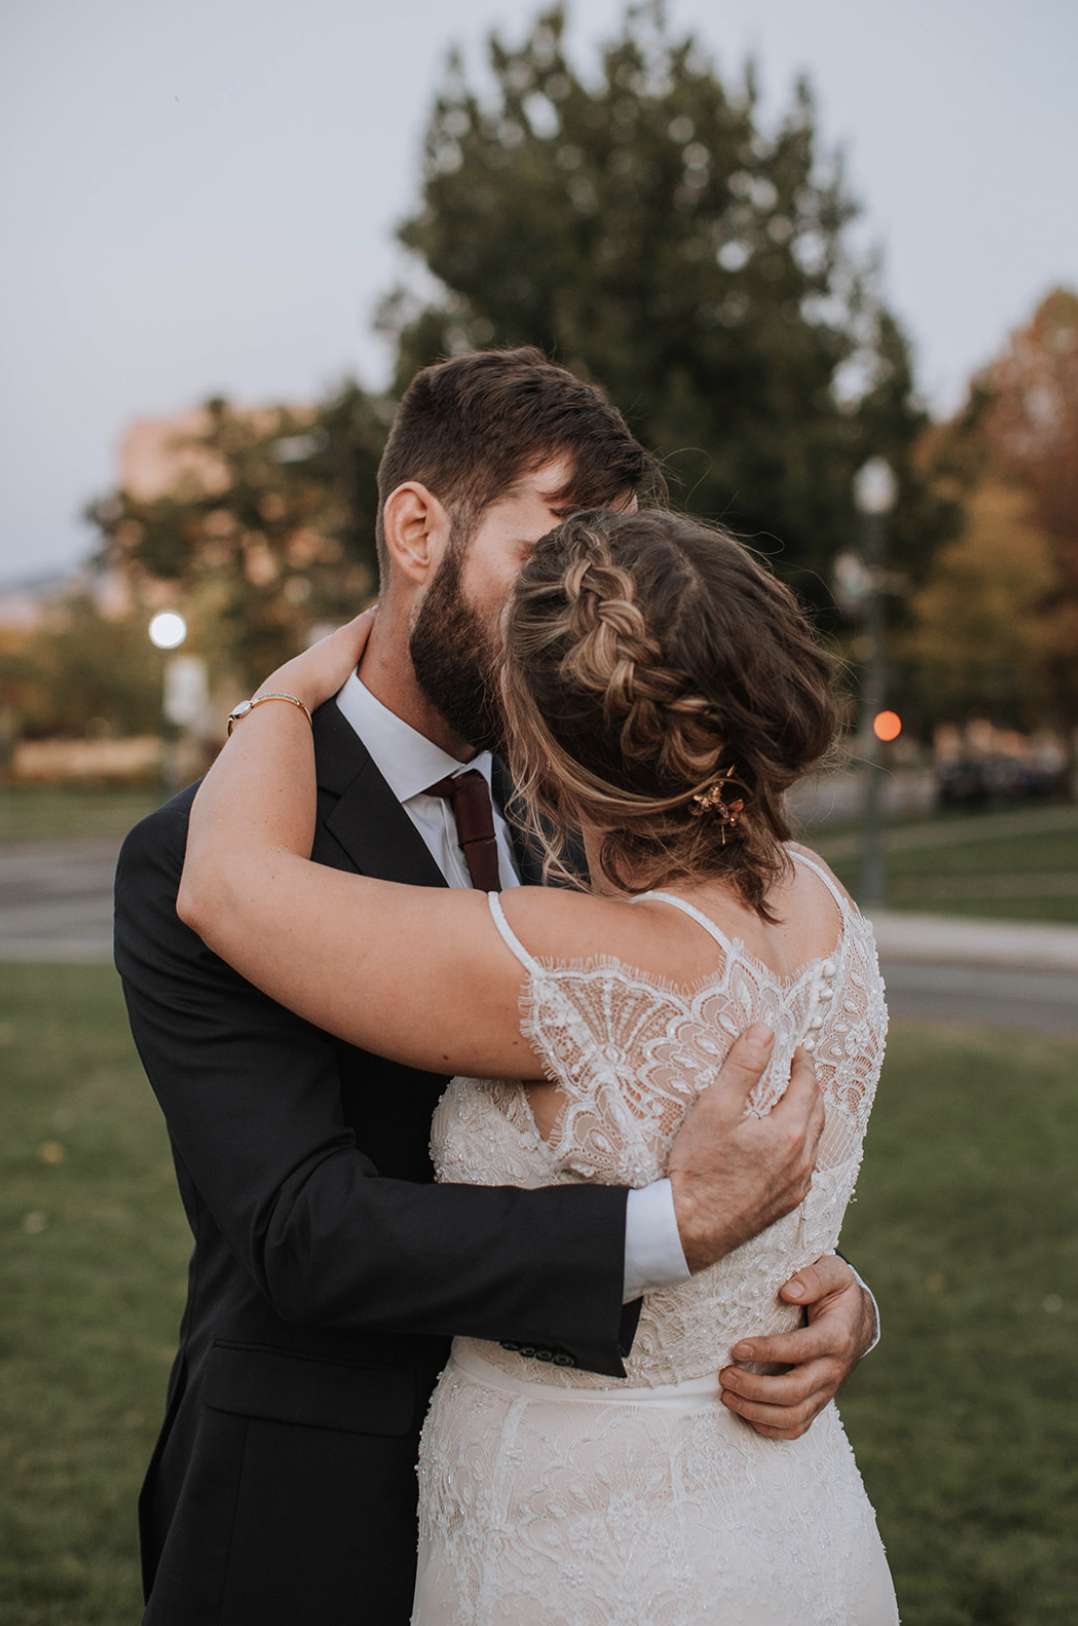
[149,611,211,790]
[852,458,898,912]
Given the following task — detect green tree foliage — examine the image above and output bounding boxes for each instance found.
[383,2,951,604]
[87,384,388,692]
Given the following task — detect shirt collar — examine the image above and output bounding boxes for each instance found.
[334,670,495,804]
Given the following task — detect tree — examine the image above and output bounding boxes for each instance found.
[88,383,388,693]
[984,288,1078,564]
[382,2,950,605]
[897,480,1059,730]
[916,288,1078,757]
[983,288,1078,750]
[0,592,163,741]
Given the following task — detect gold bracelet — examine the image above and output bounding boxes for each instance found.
[227,693,314,736]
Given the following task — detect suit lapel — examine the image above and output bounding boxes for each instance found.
[312,701,448,889]
[312,704,575,892]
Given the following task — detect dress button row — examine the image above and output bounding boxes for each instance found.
[801,958,838,1053]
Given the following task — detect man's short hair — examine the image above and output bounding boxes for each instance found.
[374,347,664,574]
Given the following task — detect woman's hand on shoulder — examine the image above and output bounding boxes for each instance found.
[254,607,378,714]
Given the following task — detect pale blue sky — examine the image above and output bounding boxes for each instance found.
[2,0,1075,582]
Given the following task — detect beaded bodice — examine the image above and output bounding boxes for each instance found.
[431,850,887,1390]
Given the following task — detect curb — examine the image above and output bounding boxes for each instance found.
[867,910,1078,974]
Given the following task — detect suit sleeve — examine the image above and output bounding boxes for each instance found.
[114,795,640,1377]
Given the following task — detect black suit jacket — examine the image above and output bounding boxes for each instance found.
[114,701,639,1626]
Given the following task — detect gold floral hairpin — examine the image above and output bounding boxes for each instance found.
[689,765,745,845]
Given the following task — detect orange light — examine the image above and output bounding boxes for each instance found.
[873,710,902,742]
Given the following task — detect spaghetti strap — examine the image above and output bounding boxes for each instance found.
[486,891,537,973]
[788,848,851,915]
[635,890,739,960]
[638,872,847,983]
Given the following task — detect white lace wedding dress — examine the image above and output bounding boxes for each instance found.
[412,851,899,1625]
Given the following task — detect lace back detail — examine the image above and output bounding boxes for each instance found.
[431,851,887,1390]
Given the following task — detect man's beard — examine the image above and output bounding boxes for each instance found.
[409,542,503,753]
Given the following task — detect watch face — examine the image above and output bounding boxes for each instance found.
[227,699,253,736]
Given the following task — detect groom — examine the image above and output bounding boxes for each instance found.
[115,347,876,1625]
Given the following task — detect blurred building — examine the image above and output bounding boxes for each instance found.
[119,402,313,500]
[0,572,70,630]
[120,409,220,501]
[0,568,128,631]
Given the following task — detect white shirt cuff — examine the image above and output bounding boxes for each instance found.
[623,1180,691,1302]
[844,1261,881,1353]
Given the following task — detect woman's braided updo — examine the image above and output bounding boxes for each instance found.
[501,509,836,919]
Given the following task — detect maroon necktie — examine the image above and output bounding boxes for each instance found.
[425,769,502,893]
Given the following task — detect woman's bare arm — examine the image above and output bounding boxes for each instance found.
[177,617,561,1077]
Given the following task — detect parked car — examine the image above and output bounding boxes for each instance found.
[936,756,1065,808]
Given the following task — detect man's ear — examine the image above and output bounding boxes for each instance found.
[382,483,451,587]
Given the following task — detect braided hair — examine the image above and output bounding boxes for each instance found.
[501,509,836,920]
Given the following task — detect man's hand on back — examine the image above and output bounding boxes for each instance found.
[667,1026,824,1273]
[718,1254,877,1439]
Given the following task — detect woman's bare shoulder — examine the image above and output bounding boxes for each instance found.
[497,884,697,979]
[785,841,856,908]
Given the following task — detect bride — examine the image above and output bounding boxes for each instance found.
[178,507,899,1624]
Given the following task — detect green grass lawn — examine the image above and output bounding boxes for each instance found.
[0,787,165,846]
[0,964,189,1626]
[812,804,1078,925]
[839,1021,1078,1624]
[1,966,1076,1623]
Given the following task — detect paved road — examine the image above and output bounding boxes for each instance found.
[2,838,1077,1035]
[879,960,1078,1034]
[0,838,119,960]
[865,909,1078,1036]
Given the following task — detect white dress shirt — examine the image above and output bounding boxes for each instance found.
[335,671,522,892]
[335,671,690,1301]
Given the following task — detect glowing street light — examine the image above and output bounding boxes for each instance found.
[149,611,187,650]
[873,711,902,743]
